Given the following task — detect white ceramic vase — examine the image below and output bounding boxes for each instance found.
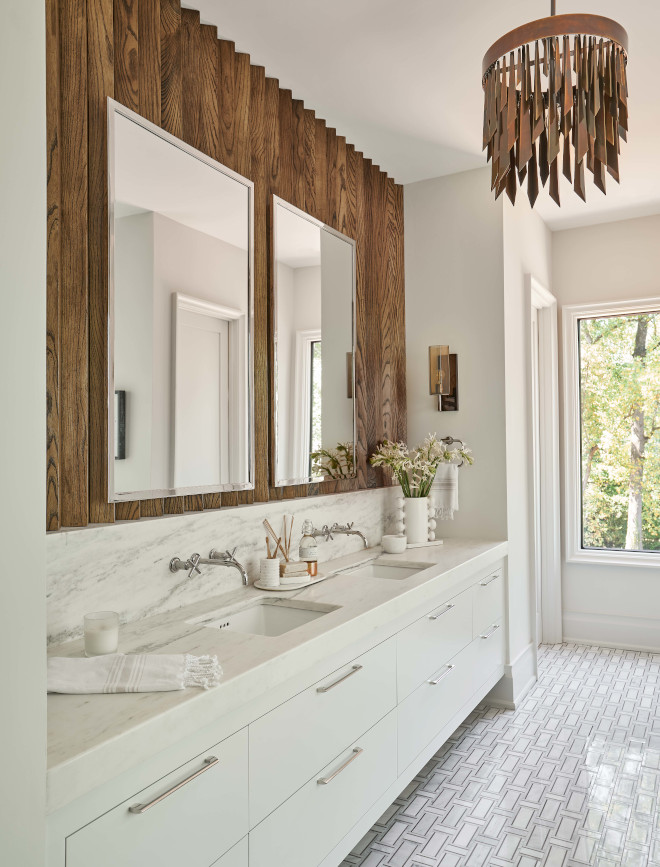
[403,497,429,545]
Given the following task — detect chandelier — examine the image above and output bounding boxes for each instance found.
[482,3,628,207]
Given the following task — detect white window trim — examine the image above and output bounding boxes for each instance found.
[528,276,562,644]
[562,295,660,568]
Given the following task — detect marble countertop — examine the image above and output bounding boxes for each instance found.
[47,538,507,814]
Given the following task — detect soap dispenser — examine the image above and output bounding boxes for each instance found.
[299,520,318,577]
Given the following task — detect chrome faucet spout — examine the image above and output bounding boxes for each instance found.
[169,548,249,586]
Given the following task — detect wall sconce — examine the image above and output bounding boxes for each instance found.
[429,345,458,412]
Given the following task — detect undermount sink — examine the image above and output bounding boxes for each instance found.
[340,560,423,580]
[188,600,337,637]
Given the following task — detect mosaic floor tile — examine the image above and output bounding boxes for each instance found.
[342,644,660,867]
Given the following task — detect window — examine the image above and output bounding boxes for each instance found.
[564,299,660,564]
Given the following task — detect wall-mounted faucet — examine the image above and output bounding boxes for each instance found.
[169,548,249,586]
[308,522,368,549]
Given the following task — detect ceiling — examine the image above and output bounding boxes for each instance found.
[191,0,660,231]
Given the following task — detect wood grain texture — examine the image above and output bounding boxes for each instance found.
[46,0,62,530]
[46,0,406,530]
[59,0,90,527]
[88,0,116,524]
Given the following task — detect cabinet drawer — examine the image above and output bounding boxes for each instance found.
[398,640,477,774]
[212,837,247,867]
[250,711,397,867]
[474,618,505,690]
[249,637,396,826]
[66,729,248,867]
[473,567,504,637]
[397,588,472,700]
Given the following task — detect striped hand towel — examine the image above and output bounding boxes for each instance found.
[432,462,459,520]
[47,653,222,694]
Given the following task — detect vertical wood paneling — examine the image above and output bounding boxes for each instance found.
[303,108,316,218]
[160,0,182,138]
[47,0,406,529]
[114,0,138,110]
[217,39,236,171]
[88,0,116,524]
[59,0,90,527]
[138,0,160,124]
[291,98,305,211]
[46,0,62,530]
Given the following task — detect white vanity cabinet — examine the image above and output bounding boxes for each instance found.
[49,554,508,867]
[65,728,248,867]
[249,637,397,826]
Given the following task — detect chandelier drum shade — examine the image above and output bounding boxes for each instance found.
[482,13,628,207]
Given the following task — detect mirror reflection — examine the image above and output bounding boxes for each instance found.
[273,197,356,486]
[108,99,253,501]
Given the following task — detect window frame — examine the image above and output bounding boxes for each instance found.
[563,296,660,567]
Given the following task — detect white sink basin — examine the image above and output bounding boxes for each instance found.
[341,561,423,580]
[188,600,337,637]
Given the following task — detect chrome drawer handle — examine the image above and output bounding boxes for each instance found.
[428,603,455,620]
[479,573,500,587]
[428,663,455,685]
[317,748,363,785]
[480,623,500,640]
[128,756,219,814]
[317,664,363,693]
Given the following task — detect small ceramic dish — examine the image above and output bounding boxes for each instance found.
[381,534,408,554]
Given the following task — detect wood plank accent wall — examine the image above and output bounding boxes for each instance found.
[46,0,406,530]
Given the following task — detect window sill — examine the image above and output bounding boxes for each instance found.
[567,548,660,569]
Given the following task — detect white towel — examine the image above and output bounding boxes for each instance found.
[432,463,459,520]
[47,653,222,694]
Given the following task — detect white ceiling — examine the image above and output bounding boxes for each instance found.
[191,0,660,231]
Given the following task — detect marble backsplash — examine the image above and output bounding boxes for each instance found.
[47,488,396,645]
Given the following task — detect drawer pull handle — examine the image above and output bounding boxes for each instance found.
[317,747,363,785]
[428,603,455,620]
[479,573,500,587]
[128,756,219,814]
[317,664,363,693]
[480,624,500,640]
[428,663,455,685]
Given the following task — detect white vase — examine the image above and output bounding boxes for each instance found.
[403,497,429,545]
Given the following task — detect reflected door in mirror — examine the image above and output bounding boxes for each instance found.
[108,99,254,501]
[273,198,356,487]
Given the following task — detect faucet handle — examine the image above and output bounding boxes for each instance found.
[228,547,237,559]
[187,553,202,579]
[346,522,354,530]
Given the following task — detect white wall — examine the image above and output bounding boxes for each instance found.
[553,215,660,650]
[404,168,507,541]
[0,2,47,863]
[502,196,553,688]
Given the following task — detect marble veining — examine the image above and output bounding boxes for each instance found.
[46,539,507,814]
[46,488,396,645]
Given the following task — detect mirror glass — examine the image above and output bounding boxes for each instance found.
[108,99,253,501]
[273,197,356,486]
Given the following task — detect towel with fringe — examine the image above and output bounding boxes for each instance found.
[432,462,459,520]
[47,653,222,694]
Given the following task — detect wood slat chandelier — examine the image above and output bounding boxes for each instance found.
[482,3,628,207]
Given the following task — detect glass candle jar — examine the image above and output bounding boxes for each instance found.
[83,611,120,657]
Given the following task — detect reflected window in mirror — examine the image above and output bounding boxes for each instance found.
[273,197,356,487]
[108,99,254,502]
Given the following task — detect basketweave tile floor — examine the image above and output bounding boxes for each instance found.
[340,643,660,867]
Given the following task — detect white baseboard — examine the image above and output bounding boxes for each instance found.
[486,641,537,709]
[563,612,660,653]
